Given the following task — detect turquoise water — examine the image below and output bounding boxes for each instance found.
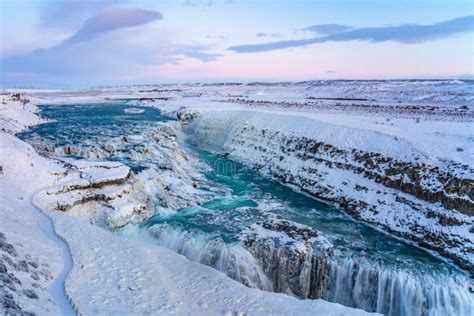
[21,102,170,143]
[144,147,462,271]
[19,102,472,315]
[18,102,173,172]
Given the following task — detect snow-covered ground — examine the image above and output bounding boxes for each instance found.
[0,92,375,314]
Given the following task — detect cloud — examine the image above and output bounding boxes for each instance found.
[303,24,352,35]
[1,7,164,84]
[229,15,474,53]
[39,0,130,28]
[61,8,162,46]
[1,9,221,86]
[167,43,223,62]
[256,32,282,38]
[182,51,222,62]
[205,35,229,40]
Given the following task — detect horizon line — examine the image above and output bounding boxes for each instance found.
[1,76,474,90]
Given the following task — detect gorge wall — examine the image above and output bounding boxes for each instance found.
[183,110,474,273]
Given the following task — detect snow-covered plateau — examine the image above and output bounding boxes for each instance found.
[1,80,473,316]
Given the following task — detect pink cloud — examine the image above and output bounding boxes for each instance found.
[62,8,163,45]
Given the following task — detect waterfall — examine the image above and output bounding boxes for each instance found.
[146,224,273,291]
[324,259,472,316]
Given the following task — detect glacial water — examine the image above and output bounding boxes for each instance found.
[19,102,473,316]
[18,102,172,173]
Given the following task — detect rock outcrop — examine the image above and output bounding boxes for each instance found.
[239,219,472,315]
[240,219,333,298]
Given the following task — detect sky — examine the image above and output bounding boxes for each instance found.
[0,0,473,87]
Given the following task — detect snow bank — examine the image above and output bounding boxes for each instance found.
[0,93,44,133]
[0,132,67,314]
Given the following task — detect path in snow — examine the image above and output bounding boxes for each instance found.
[34,199,77,316]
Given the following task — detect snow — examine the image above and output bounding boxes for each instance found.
[34,203,76,316]
[0,92,375,314]
[0,95,44,134]
[158,100,473,167]
[0,131,67,314]
[123,108,145,114]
